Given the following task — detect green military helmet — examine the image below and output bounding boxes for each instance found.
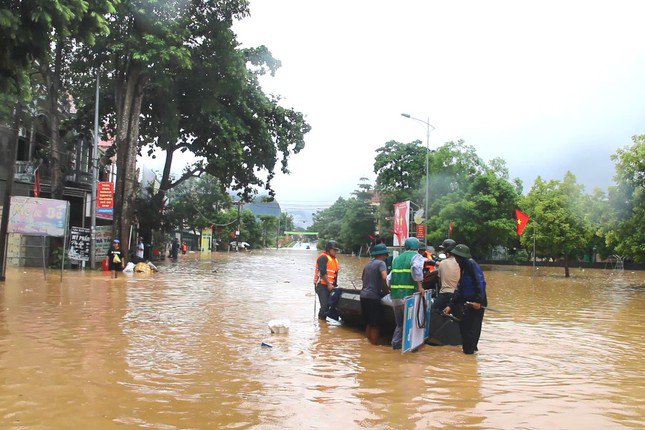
[325,240,340,251]
[370,243,389,256]
[451,244,472,258]
[404,237,421,250]
[439,238,456,252]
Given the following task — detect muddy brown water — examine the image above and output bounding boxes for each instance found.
[0,249,642,429]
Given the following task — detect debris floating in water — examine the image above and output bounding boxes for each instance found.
[268,319,290,334]
[261,342,273,348]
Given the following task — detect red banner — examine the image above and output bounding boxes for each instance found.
[393,201,410,247]
[97,182,114,208]
[416,224,426,240]
[97,181,114,220]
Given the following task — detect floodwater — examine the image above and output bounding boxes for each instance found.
[0,249,643,429]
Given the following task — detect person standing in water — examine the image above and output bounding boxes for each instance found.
[443,244,487,354]
[107,239,124,278]
[360,243,390,344]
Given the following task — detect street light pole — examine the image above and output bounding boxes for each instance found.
[401,113,435,246]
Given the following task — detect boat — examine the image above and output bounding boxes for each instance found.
[336,288,462,346]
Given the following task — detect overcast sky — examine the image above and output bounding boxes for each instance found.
[145,1,645,219]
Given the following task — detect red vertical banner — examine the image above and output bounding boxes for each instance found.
[416,224,426,240]
[97,181,114,220]
[33,171,40,197]
[393,201,410,247]
[515,209,530,235]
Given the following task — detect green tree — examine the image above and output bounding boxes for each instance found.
[311,197,348,245]
[374,140,425,203]
[521,173,592,276]
[164,175,232,234]
[426,169,519,258]
[279,212,294,234]
[339,197,376,254]
[605,135,645,262]
[0,0,115,197]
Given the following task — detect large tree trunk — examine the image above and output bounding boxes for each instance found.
[150,140,175,215]
[42,39,64,199]
[0,101,22,281]
[564,252,570,278]
[113,62,146,258]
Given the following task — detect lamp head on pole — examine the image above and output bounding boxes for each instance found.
[400,113,411,118]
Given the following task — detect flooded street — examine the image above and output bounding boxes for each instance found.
[0,249,643,429]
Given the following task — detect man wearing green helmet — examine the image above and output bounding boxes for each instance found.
[388,237,426,350]
[443,244,488,354]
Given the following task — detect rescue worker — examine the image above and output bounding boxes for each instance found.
[388,237,426,350]
[314,241,341,321]
[432,238,460,310]
[443,244,487,354]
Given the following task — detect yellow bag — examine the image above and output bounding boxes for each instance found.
[113,254,121,264]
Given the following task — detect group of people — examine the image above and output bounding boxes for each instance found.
[107,237,159,277]
[313,237,487,355]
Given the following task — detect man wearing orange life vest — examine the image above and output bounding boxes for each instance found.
[314,241,341,320]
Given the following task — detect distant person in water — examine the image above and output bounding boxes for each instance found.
[360,244,390,344]
[171,238,180,259]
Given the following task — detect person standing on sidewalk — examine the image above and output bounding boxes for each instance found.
[443,244,487,354]
[313,241,341,321]
[389,237,426,350]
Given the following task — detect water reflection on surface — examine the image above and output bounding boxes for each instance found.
[0,249,642,429]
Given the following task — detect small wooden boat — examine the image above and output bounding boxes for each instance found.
[336,288,462,346]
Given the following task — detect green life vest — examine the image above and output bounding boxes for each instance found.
[390,250,417,300]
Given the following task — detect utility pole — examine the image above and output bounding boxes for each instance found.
[90,70,100,269]
[0,102,22,281]
[236,201,241,252]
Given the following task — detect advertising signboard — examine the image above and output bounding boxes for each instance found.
[94,225,112,262]
[97,181,114,220]
[416,224,426,240]
[402,291,433,353]
[8,197,69,237]
[68,226,90,261]
[393,201,410,247]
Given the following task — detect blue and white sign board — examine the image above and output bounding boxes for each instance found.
[402,291,433,353]
[424,290,433,339]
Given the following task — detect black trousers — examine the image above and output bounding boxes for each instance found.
[431,293,453,310]
[459,307,485,354]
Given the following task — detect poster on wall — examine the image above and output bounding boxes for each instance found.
[8,197,69,237]
[68,227,90,261]
[392,200,410,247]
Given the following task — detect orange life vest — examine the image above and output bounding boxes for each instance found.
[314,252,339,286]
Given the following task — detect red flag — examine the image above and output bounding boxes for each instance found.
[33,170,40,197]
[515,209,530,235]
[448,220,454,237]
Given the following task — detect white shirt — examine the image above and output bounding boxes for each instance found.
[136,242,144,259]
[438,255,460,294]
